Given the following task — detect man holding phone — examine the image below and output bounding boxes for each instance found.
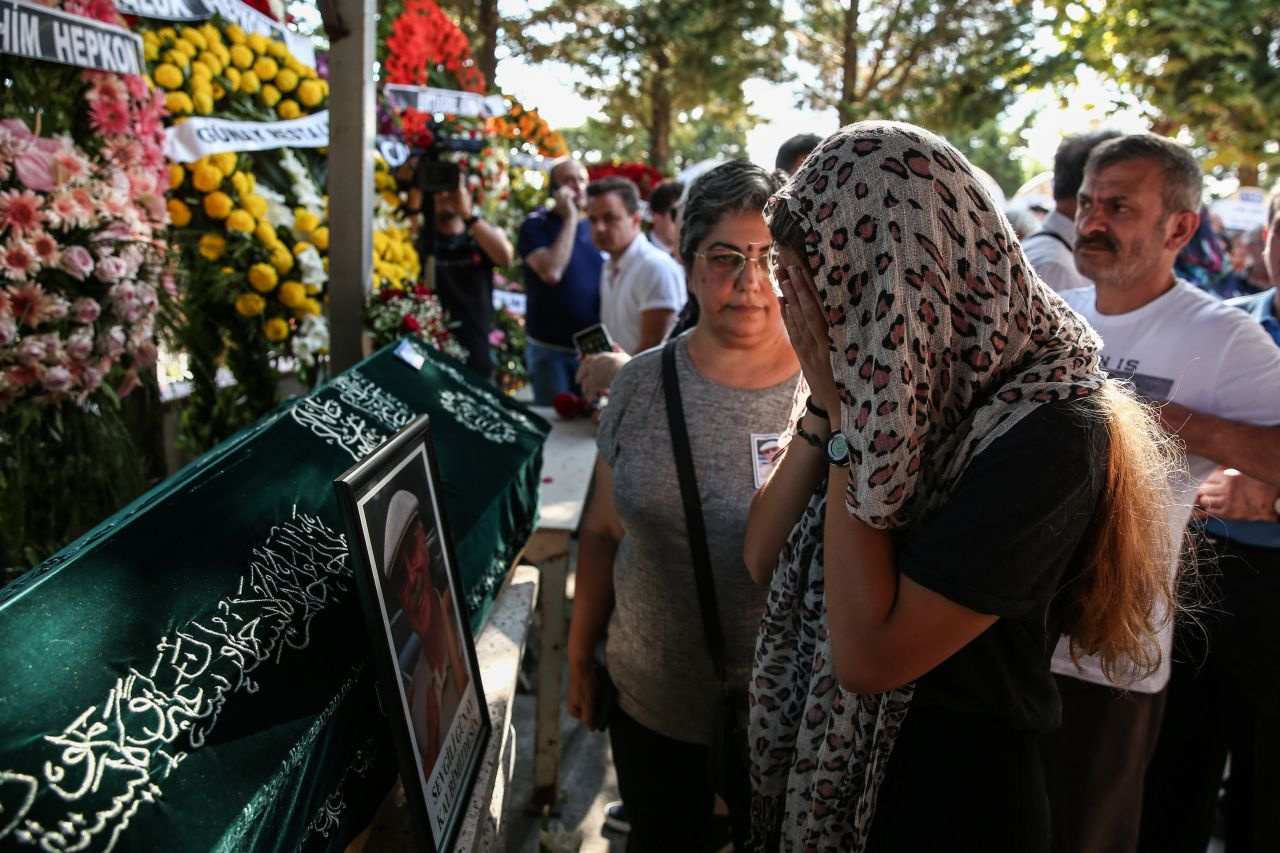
[518,158,604,405]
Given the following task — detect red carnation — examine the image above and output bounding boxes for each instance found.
[401,314,422,332]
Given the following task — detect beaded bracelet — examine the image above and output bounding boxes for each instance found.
[805,396,829,419]
[794,419,823,448]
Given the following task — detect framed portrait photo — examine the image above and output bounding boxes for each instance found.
[334,414,490,852]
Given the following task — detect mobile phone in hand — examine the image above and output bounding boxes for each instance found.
[573,323,615,357]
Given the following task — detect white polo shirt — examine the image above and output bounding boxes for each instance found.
[1023,208,1092,293]
[600,234,686,354]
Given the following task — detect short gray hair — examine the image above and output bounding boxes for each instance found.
[1084,133,1203,217]
[679,160,784,268]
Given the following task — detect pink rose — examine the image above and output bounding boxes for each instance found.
[61,245,94,280]
[66,328,94,361]
[70,296,100,323]
[94,255,126,283]
[41,365,73,393]
[44,296,68,321]
[100,325,125,358]
[15,335,45,364]
[81,364,104,392]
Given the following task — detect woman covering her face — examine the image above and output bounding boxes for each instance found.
[567,161,803,850]
[742,121,1179,851]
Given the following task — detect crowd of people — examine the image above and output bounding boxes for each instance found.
[423,118,1279,851]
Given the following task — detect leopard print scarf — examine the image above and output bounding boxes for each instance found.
[749,121,1106,851]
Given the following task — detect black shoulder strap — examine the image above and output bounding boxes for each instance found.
[661,339,728,685]
[1024,229,1073,251]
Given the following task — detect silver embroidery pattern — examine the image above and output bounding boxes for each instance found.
[289,397,387,462]
[431,361,542,436]
[301,732,378,844]
[0,509,350,853]
[329,373,413,431]
[438,390,517,444]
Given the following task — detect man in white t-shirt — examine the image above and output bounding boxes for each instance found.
[586,177,686,355]
[1022,130,1121,293]
[1041,135,1280,853]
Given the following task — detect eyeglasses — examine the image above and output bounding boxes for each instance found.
[694,250,769,280]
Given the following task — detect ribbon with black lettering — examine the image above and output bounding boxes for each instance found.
[0,0,144,75]
[164,110,329,161]
[112,0,210,23]
[383,84,507,119]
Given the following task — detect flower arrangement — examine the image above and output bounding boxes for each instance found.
[383,0,485,94]
[489,98,569,159]
[586,161,666,200]
[0,0,170,573]
[142,18,332,450]
[490,301,527,395]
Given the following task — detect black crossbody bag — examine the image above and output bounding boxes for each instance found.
[661,339,753,808]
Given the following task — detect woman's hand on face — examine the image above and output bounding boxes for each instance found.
[778,263,840,415]
[567,660,598,731]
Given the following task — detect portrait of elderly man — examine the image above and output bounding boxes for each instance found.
[383,489,470,779]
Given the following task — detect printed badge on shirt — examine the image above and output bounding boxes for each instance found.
[752,433,783,489]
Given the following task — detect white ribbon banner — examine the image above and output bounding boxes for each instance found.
[204,0,314,68]
[112,0,210,22]
[164,110,329,161]
[375,134,411,169]
[383,84,507,118]
[0,0,144,75]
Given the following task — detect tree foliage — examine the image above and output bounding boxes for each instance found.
[1047,0,1280,185]
[950,110,1039,200]
[505,0,786,170]
[793,0,1066,137]
[563,104,752,174]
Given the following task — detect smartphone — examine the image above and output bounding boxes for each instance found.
[573,323,615,357]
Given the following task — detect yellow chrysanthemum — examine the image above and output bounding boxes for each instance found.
[259,84,281,108]
[277,99,301,120]
[167,198,191,227]
[274,68,298,93]
[242,194,267,219]
[189,61,212,82]
[277,281,306,308]
[266,39,287,59]
[302,298,322,315]
[157,26,176,40]
[143,42,159,62]
[153,62,184,90]
[252,56,278,82]
[255,221,280,246]
[248,263,278,292]
[235,293,265,317]
[223,67,241,89]
[226,209,256,233]
[163,49,190,70]
[230,171,251,197]
[225,25,247,45]
[211,82,226,100]
[245,33,269,54]
[270,247,294,273]
[305,282,321,295]
[212,152,237,175]
[294,209,320,233]
[143,31,159,46]
[192,163,223,193]
[173,38,197,58]
[197,234,226,260]
[264,317,290,342]
[229,43,253,69]
[292,241,315,257]
[180,27,206,50]
[200,23,222,45]
[165,92,194,115]
[203,191,233,219]
[192,90,214,115]
[168,163,185,189]
[238,70,261,95]
[310,226,329,251]
[197,51,223,76]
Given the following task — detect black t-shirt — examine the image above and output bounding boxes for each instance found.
[433,231,495,379]
[894,396,1109,733]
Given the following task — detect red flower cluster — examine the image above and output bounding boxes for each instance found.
[399,109,435,149]
[384,0,485,94]
[587,161,666,200]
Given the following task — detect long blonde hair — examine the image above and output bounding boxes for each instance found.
[1063,380,1183,683]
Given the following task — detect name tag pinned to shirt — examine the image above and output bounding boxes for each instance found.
[751,433,783,489]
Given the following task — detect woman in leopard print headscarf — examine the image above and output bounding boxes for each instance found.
[741,121,1180,851]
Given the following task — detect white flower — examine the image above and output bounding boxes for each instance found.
[296,245,326,288]
[256,184,296,230]
[290,314,329,366]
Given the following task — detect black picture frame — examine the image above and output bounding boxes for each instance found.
[334,414,490,852]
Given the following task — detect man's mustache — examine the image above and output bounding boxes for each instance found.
[1075,234,1119,253]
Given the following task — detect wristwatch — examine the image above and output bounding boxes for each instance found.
[825,429,851,466]
[464,212,480,229]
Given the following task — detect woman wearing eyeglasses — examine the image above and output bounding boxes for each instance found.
[566,161,801,851]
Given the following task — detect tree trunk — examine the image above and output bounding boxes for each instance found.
[838,0,860,126]
[476,0,499,91]
[649,46,672,169]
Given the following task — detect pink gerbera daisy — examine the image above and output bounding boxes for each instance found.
[86,72,127,104]
[45,192,83,230]
[0,189,45,238]
[27,230,60,264]
[89,98,132,137]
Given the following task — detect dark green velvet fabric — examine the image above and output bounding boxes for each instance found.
[0,339,547,852]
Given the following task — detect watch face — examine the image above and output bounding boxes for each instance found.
[827,431,849,464]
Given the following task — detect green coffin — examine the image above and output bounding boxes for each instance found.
[0,339,548,852]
